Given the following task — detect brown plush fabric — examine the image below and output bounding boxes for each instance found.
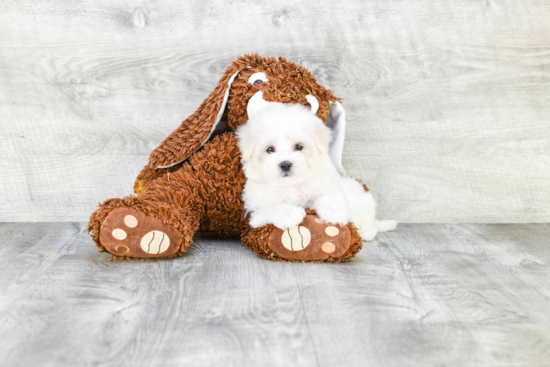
[89,54,365,262]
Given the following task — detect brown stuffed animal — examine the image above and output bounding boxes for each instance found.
[88,54,364,262]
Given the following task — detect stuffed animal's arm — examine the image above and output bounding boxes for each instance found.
[134,164,169,194]
[133,105,225,194]
[133,69,236,195]
[133,124,209,194]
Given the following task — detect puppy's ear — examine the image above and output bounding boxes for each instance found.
[326,102,346,175]
[310,119,333,156]
[146,61,250,170]
[235,123,258,163]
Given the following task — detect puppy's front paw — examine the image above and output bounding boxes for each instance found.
[316,205,349,226]
[272,206,307,231]
[249,213,268,229]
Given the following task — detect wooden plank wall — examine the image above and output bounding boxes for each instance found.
[1,0,549,222]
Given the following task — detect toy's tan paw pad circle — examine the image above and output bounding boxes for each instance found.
[140,230,170,254]
[281,226,311,251]
[99,207,182,259]
[268,214,352,261]
[322,242,336,253]
[325,226,339,236]
[112,229,127,240]
[124,215,138,228]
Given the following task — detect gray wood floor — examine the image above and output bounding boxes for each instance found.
[0,223,549,367]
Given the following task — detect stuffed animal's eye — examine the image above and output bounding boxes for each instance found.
[248,72,268,85]
[304,102,311,108]
[266,146,275,154]
[294,144,303,151]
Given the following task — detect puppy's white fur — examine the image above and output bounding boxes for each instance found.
[236,104,397,241]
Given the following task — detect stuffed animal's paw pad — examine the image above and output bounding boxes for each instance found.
[99,208,182,259]
[140,230,170,254]
[268,214,352,261]
[281,225,311,251]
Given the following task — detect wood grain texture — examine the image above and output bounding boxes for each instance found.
[1,0,550,222]
[0,223,549,366]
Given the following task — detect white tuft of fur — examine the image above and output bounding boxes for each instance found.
[236,104,397,241]
[375,220,398,232]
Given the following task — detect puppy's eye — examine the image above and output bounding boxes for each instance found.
[304,102,311,108]
[266,146,275,154]
[248,72,268,85]
[294,144,303,151]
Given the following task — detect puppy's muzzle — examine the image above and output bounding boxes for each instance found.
[279,161,292,176]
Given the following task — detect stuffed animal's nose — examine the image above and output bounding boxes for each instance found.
[279,161,292,172]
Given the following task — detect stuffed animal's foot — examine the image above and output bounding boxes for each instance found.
[99,208,183,259]
[242,212,363,263]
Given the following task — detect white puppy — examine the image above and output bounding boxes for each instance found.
[236,104,397,241]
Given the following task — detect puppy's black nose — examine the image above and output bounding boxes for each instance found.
[279,161,292,172]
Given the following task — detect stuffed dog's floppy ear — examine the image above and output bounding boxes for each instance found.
[147,66,247,170]
[326,102,346,175]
